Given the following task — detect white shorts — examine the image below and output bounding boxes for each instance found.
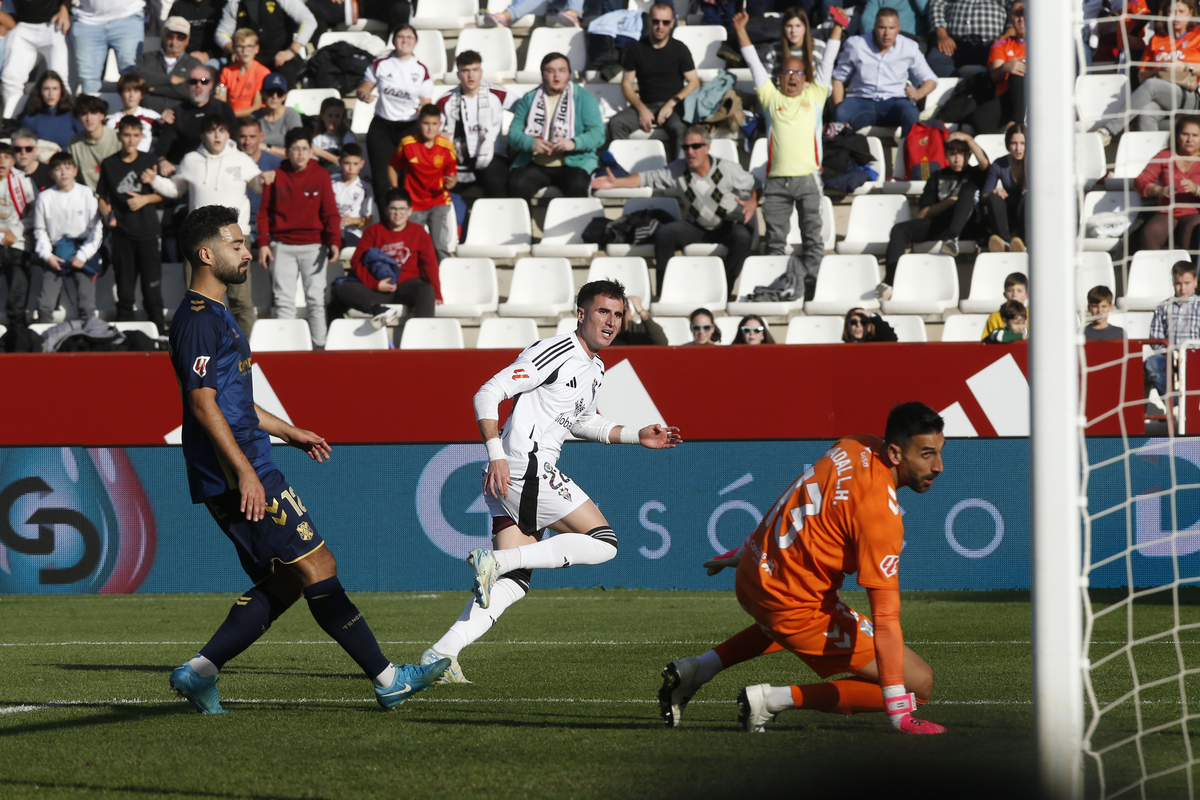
[483,456,590,535]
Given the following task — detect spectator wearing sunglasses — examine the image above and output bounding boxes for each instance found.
[12,129,52,191]
[132,16,204,113]
[153,64,238,174]
[684,307,721,345]
[842,307,898,342]
[732,315,775,345]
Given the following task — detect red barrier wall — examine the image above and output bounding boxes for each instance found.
[0,341,1141,445]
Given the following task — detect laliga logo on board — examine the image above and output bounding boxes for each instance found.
[0,448,156,594]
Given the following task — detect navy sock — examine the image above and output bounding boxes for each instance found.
[200,585,292,669]
[303,576,390,679]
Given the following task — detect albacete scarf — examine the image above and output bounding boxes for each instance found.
[523,82,575,144]
[442,83,503,179]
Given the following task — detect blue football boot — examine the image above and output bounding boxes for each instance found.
[374,659,451,710]
[169,662,228,715]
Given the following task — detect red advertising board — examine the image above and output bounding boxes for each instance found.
[0,341,1141,445]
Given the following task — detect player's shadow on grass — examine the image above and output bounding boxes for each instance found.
[45,664,367,681]
[0,778,334,800]
[48,663,171,673]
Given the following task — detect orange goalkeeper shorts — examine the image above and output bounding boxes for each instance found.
[755,600,879,679]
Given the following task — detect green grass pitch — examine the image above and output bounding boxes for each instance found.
[0,589,1190,799]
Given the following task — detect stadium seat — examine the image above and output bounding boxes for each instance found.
[836,195,910,255]
[103,49,120,83]
[112,321,161,338]
[249,319,312,352]
[973,134,1008,165]
[651,256,727,316]
[350,98,375,136]
[1107,310,1153,338]
[673,25,728,82]
[749,136,768,185]
[881,254,959,315]
[1075,74,1129,129]
[517,28,586,82]
[486,0,547,26]
[586,256,653,301]
[28,322,52,334]
[0,323,5,339]
[921,77,958,117]
[454,28,517,83]
[317,31,389,55]
[532,197,605,257]
[655,316,694,345]
[1078,251,1117,309]
[727,256,802,316]
[940,314,991,342]
[1080,190,1143,252]
[555,317,577,336]
[1076,132,1107,190]
[1112,131,1170,180]
[399,318,465,349]
[1119,250,1185,311]
[287,88,342,117]
[960,252,1029,313]
[785,315,844,344]
[412,0,477,30]
[498,257,575,316]
[881,314,928,342]
[699,138,740,164]
[585,82,628,125]
[606,197,681,258]
[456,199,532,258]
[325,318,391,350]
[477,316,540,348]
[848,136,886,194]
[436,258,500,317]
[804,254,882,315]
[593,139,669,199]
[413,30,449,81]
[714,315,742,344]
[885,136,926,196]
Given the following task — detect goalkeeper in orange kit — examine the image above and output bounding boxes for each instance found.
[659,402,947,734]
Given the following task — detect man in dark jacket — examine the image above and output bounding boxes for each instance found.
[134,16,204,112]
[154,64,238,172]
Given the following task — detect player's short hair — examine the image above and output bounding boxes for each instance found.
[999,299,1027,322]
[0,142,14,158]
[340,142,364,160]
[1087,285,1114,305]
[73,94,108,118]
[419,103,441,120]
[1172,259,1197,279]
[116,73,147,95]
[117,114,143,133]
[201,114,229,134]
[283,127,311,148]
[180,205,241,270]
[47,152,76,170]
[385,187,412,207]
[884,402,944,449]
[1004,271,1028,290]
[232,27,259,45]
[944,138,971,157]
[540,51,570,71]
[456,49,482,69]
[577,279,626,311]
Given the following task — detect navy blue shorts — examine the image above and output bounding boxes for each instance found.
[203,469,324,583]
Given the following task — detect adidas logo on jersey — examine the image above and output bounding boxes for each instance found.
[567,377,576,388]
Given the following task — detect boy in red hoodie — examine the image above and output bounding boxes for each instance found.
[258,127,341,347]
[328,187,441,329]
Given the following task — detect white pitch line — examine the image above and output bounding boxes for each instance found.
[2,639,1196,647]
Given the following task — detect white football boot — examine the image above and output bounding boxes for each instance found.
[420,647,471,684]
[657,656,702,728]
[737,684,777,733]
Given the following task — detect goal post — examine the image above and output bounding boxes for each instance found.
[1028,0,1085,796]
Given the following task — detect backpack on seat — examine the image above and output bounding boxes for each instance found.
[903,121,949,180]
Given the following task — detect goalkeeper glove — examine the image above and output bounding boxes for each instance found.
[883,686,946,735]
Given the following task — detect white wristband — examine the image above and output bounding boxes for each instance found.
[485,438,506,461]
[619,426,640,445]
[882,684,907,700]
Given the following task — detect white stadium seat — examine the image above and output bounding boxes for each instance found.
[412,0,477,30]
[456,199,532,258]
[651,256,727,316]
[486,0,547,26]
[1077,132,1107,190]
[436,258,500,317]
[921,77,958,117]
[1078,251,1116,309]
[1106,311,1153,338]
[727,256,802,316]
[477,317,540,348]
[749,136,768,185]
[413,30,448,81]
[112,321,161,338]
[673,25,728,82]
[517,27,586,83]
[886,136,926,196]
[287,88,342,117]
[586,256,652,302]
[351,98,376,135]
[555,317,577,336]
[399,318,465,349]
[498,257,575,317]
[454,28,517,83]
[249,319,312,352]
[804,254,882,316]
[605,197,680,258]
[532,197,604,258]
[836,195,910,255]
[593,139,669,199]
[882,315,928,342]
[1080,190,1143,252]
[960,252,1029,314]
[714,315,742,344]
[785,316,844,344]
[324,318,392,350]
[585,82,628,125]
[1119,250,1185,311]
[1112,131,1169,180]
[655,316,694,345]
[317,31,389,55]
[1075,74,1129,128]
[973,134,1008,165]
[940,314,991,342]
[29,322,53,334]
[881,254,959,316]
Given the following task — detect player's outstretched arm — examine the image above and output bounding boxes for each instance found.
[866,587,945,735]
[191,388,266,521]
[703,545,742,575]
[608,424,683,448]
[254,404,333,463]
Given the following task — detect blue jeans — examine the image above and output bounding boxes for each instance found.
[833,95,920,137]
[1146,352,1168,397]
[70,14,144,95]
[505,0,583,19]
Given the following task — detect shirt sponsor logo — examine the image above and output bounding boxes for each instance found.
[192,356,210,377]
[879,554,900,578]
[511,369,529,380]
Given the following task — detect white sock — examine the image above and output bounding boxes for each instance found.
[765,685,795,715]
[188,655,218,678]
[494,534,616,572]
[694,649,724,685]
[432,578,528,657]
[373,663,396,688]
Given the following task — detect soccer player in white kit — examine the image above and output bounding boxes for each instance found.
[419,280,683,682]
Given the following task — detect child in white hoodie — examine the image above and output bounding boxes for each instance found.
[34,152,104,322]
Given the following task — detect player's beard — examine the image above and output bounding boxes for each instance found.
[214,256,251,285]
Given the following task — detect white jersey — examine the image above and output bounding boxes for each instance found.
[474,333,615,472]
[364,54,434,122]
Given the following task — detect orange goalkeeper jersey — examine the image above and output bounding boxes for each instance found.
[737,435,904,617]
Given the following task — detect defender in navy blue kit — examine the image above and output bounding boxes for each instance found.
[166,205,447,714]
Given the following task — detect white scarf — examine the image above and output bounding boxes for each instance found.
[523,82,575,144]
[442,83,503,180]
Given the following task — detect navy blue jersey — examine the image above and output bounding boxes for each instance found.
[169,290,277,503]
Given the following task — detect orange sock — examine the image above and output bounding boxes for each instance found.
[790,678,885,716]
[713,625,782,667]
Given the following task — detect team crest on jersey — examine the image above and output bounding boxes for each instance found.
[297,521,314,541]
[879,554,900,578]
[192,356,210,377]
[265,1,276,11]
[574,397,585,416]
[591,379,599,401]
